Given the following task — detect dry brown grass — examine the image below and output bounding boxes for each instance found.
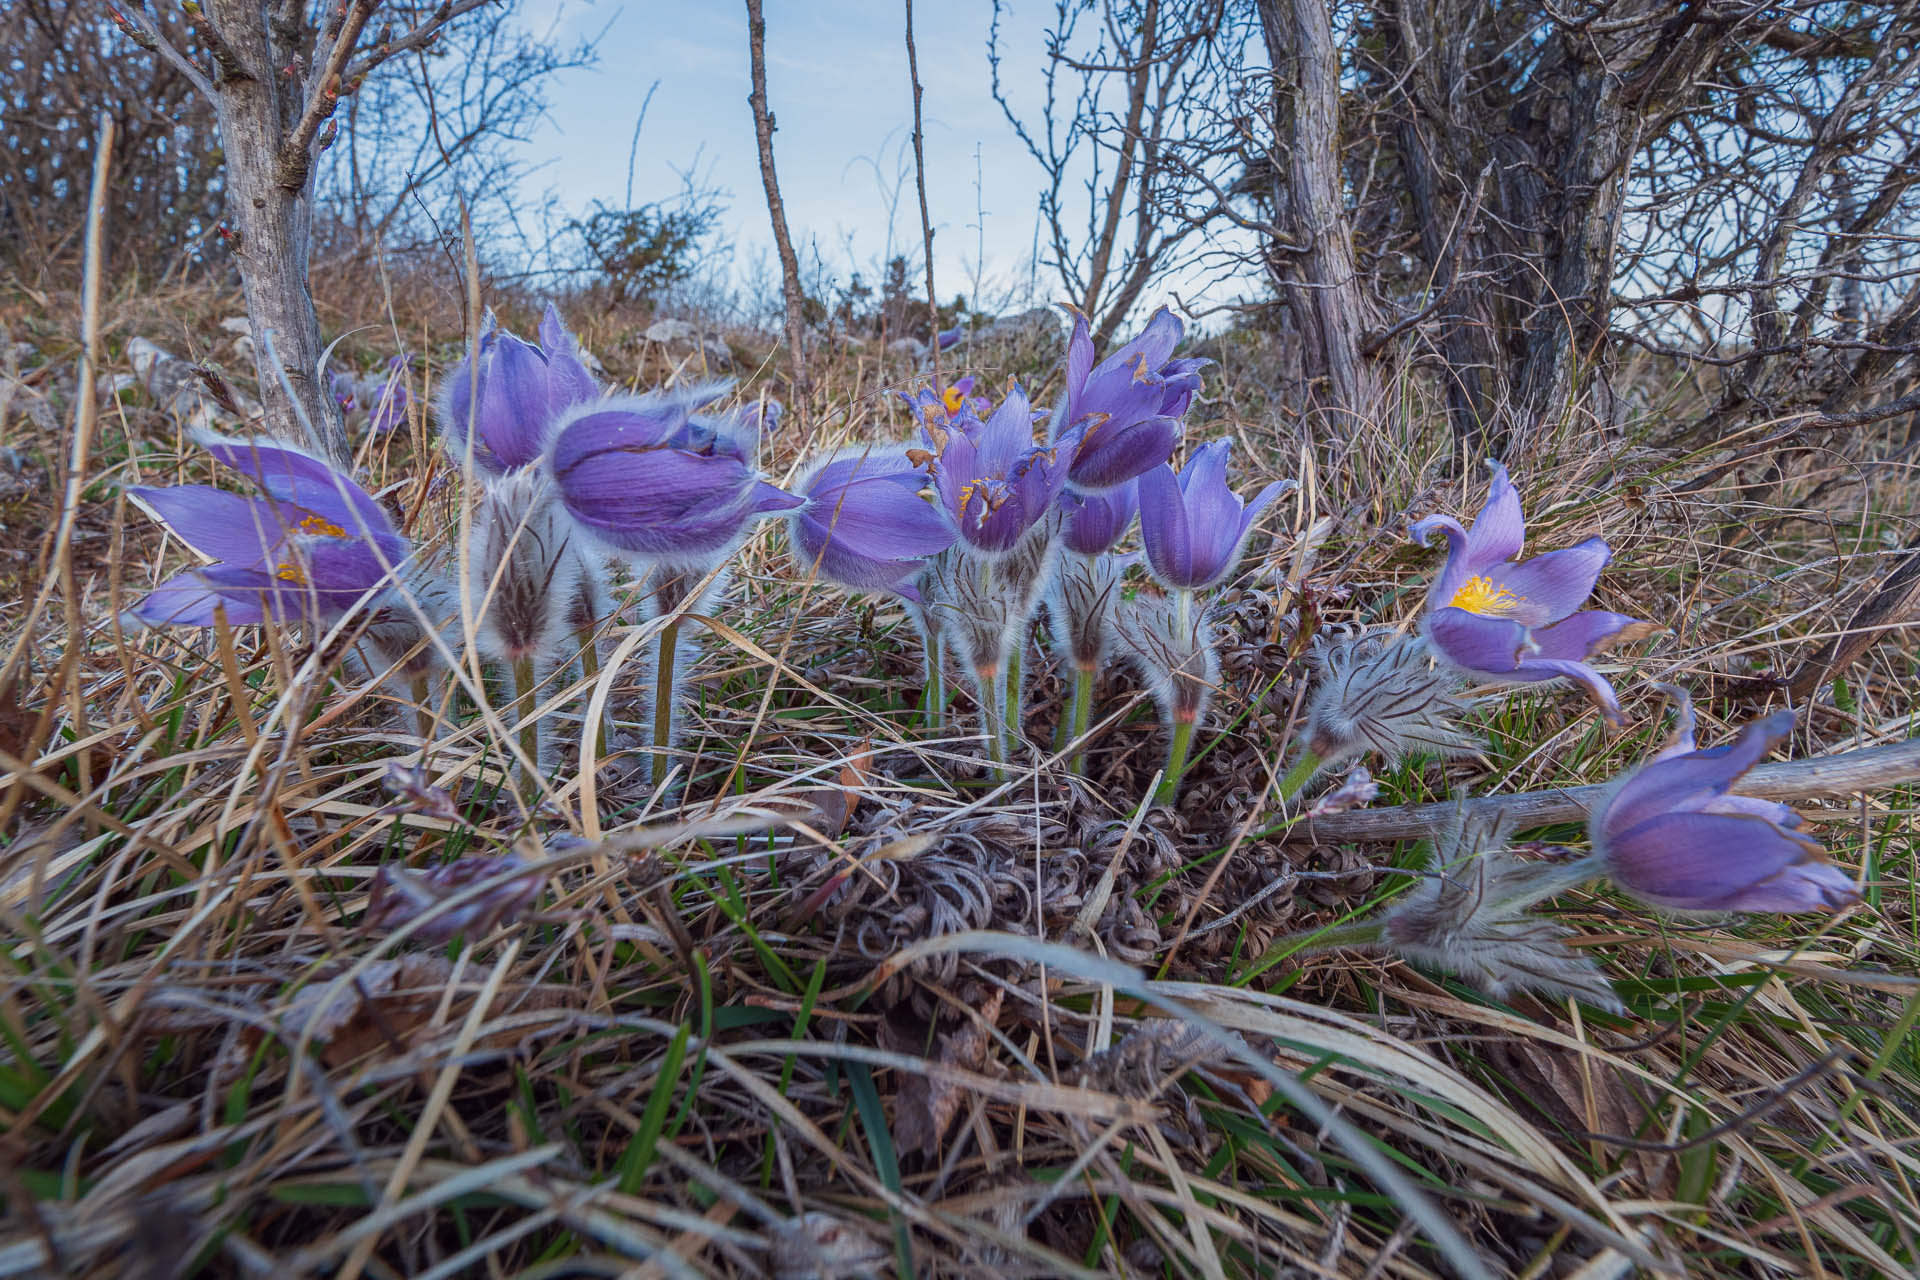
[0,257,1916,1278]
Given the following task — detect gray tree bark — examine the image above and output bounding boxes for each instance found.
[203,0,353,464]
[1256,0,1384,439]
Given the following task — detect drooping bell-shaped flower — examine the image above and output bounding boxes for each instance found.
[1591,708,1859,913]
[788,445,956,597]
[1054,305,1207,493]
[1410,462,1649,723]
[1060,481,1138,556]
[127,434,409,627]
[1137,441,1291,591]
[546,391,802,567]
[438,303,601,474]
[927,386,1078,556]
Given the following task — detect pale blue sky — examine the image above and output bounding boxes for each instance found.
[516,0,1069,309]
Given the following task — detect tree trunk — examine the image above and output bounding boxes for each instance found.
[1256,0,1381,437]
[206,0,348,464]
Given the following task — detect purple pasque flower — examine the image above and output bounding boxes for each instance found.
[546,391,801,564]
[329,370,358,413]
[1410,462,1645,723]
[367,355,413,434]
[1054,305,1208,493]
[1060,480,1138,556]
[926,385,1079,556]
[652,383,776,463]
[128,434,408,627]
[1592,709,1859,913]
[438,303,600,474]
[1137,440,1290,590]
[789,444,955,597]
[902,375,991,427]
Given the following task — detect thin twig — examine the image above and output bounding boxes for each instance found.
[904,0,941,391]
[744,0,813,443]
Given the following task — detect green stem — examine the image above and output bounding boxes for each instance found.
[1153,715,1197,806]
[577,622,609,759]
[974,663,1008,777]
[921,627,946,732]
[1003,640,1023,753]
[510,655,540,802]
[1266,918,1387,957]
[652,617,680,790]
[1066,663,1095,775]
[1276,749,1324,804]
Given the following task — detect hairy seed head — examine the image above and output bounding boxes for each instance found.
[1304,632,1481,765]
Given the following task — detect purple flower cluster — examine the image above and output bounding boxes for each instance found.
[115,293,1869,976]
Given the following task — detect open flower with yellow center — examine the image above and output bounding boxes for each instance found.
[1408,461,1648,723]
[900,376,990,426]
[127,434,410,627]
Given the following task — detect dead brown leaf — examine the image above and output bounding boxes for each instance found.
[890,988,1004,1158]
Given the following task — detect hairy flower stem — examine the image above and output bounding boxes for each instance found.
[1270,919,1386,955]
[1003,641,1023,751]
[1067,664,1095,774]
[651,617,680,789]
[921,627,947,731]
[510,655,540,802]
[1154,713,1197,805]
[972,661,1009,776]
[576,622,610,759]
[1277,749,1323,805]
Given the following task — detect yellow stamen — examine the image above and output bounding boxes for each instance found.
[275,561,307,584]
[297,514,348,538]
[942,385,966,415]
[1450,575,1522,616]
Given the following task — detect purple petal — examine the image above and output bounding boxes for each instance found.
[1527,609,1643,662]
[1067,415,1178,491]
[131,485,288,568]
[198,436,396,545]
[1137,462,1192,587]
[538,303,601,407]
[483,334,565,469]
[1605,810,1837,912]
[1425,607,1530,673]
[552,409,799,558]
[129,570,270,627]
[1092,306,1182,382]
[1062,483,1138,555]
[1235,478,1294,542]
[1466,460,1525,571]
[1486,538,1611,626]
[1601,710,1794,839]
[1508,655,1625,724]
[1058,306,1096,430]
[1409,514,1473,604]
